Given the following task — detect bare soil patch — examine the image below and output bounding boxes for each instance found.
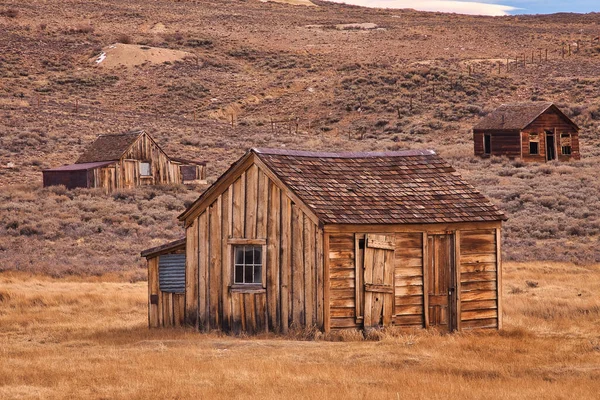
[92,43,191,68]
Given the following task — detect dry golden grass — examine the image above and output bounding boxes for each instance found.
[1,262,599,399]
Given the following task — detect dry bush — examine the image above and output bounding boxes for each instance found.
[116,33,132,44]
[63,24,94,34]
[0,184,198,278]
[0,8,18,18]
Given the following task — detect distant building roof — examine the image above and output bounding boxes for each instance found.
[473,102,578,131]
[181,148,506,225]
[43,161,115,172]
[76,130,143,163]
[170,157,207,166]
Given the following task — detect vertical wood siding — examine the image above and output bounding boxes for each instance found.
[148,254,186,328]
[92,133,183,192]
[186,165,323,333]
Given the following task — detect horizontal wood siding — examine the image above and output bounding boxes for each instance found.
[459,229,498,330]
[523,108,580,161]
[393,233,424,328]
[328,233,359,329]
[521,131,546,163]
[186,163,323,333]
[473,129,521,158]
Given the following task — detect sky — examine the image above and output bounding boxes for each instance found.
[328,0,599,16]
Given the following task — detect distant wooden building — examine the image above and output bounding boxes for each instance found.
[43,130,206,191]
[143,148,506,334]
[473,103,580,162]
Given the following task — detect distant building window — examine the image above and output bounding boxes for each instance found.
[560,134,572,156]
[483,134,491,155]
[140,162,151,176]
[233,245,262,285]
[529,141,539,155]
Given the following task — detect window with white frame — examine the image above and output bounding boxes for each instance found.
[233,245,262,285]
[140,162,151,176]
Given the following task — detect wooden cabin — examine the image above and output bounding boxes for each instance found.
[473,103,580,162]
[144,148,506,334]
[42,130,206,192]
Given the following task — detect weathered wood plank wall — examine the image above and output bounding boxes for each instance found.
[394,232,425,328]
[148,254,186,328]
[326,226,500,331]
[473,130,521,158]
[328,233,359,329]
[523,109,580,161]
[186,165,324,333]
[93,133,182,192]
[459,229,499,329]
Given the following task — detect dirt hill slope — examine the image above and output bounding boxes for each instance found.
[1,0,600,275]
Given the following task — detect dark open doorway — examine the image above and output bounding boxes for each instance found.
[545,132,555,161]
[483,134,491,155]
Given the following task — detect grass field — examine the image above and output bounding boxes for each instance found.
[1,261,599,399]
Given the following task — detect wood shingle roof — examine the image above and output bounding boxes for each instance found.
[76,130,143,163]
[473,102,578,131]
[254,148,506,224]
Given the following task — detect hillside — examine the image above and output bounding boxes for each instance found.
[1,0,600,276]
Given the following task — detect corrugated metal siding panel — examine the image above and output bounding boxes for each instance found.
[159,254,186,293]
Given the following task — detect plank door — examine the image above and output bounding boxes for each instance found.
[363,234,395,328]
[426,234,457,332]
[123,160,137,188]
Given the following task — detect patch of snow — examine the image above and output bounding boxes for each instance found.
[95,52,107,64]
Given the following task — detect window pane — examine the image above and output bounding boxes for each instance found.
[245,265,253,283]
[254,247,262,265]
[530,142,539,155]
[234,265,244,283]
[245,247,254,264]
[254,265,262,284]
[140,162,151,176]
[235,247,244,264]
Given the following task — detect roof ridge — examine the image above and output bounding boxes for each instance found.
[252,148,436,158]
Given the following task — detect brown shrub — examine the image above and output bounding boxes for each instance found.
[116,34,132,44]
[0,8,18,18]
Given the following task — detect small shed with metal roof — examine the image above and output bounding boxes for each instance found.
[144,148,506,334]
[42,130,206,192]
[473,102,580,162]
